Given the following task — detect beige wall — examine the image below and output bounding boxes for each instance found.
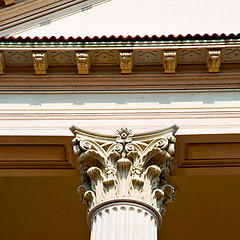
[1,91,240,136]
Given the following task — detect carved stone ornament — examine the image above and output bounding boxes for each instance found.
[71,126,178,217]
[76,52,91,74]
[163,50,177,73]
[119,51,134,74]
[2,0,14,6]
[207,49,221,72]
[0,52,5,74]
[32,52,48,74]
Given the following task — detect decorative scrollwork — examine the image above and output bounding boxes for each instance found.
[70,125,178,216]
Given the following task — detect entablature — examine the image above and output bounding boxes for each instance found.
[1,38,240,76]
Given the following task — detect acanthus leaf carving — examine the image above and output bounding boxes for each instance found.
[71,125,178,216]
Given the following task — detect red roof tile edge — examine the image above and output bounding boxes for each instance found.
[0,33,240,42]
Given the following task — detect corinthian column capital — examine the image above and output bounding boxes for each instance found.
[71,126,178,217]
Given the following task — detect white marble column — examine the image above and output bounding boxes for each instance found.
[71,126,178,240]
[89,200,159,240]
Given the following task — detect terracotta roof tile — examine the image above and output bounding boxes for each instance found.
[1,33,240,42]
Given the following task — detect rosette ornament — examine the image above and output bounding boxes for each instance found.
[70,125,178,216]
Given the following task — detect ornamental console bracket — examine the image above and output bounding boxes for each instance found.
[119,51,134,74]
[163,50,177,73]
[207,49,221,72]
[32,52,48,74]
[76,52,91,74]
[0,52,5,74]
[1,0,14,6]
[70,126,178,240]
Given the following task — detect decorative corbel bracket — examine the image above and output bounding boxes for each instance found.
[71,125,178,216]
[119,51,134,74]
[0,52,5,74]
[2,0,14,6]
[32,52,48,75]
[163,50,177,73]
[76,52,91,74]
[207,49,221,72]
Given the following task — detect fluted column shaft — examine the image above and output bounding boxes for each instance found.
[89,201,159,240]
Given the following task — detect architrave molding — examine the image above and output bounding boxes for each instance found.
[1,134,240,176]
[177,134,240,168]
[0,135,76,174]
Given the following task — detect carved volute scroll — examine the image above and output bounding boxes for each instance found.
[32,52,48,74]
[71,126,178,216]
[163,50,177,73]
[207,49,221,72]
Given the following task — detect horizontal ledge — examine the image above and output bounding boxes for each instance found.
[1,73,240,91]
[1,40,240,50]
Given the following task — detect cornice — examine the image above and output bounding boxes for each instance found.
[1,38,240,91]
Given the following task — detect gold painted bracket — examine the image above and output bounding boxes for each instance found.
[76,52,91,74]
[2,0,14,6]
[207,49,221,72]
[119,51,133,74]
[32,52,48,75]
[0,52,5,74]
[163,50,177,73]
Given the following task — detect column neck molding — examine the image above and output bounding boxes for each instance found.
[71,126,178,221]
[87,198,162,228]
